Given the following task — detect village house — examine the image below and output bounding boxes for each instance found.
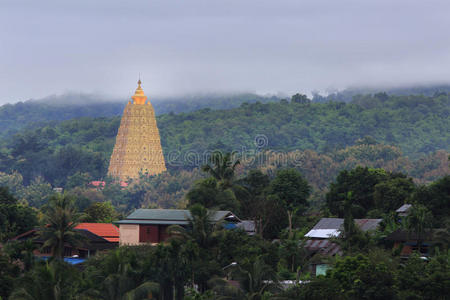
[10,223,120,263]
[303,217,382,275]
[386,229,435,258]
[116,208,241,245]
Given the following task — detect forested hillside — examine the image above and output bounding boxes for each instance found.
[0,93,278,140]
[312,84,450,102]
[159,93,449,157]
[0,92,449,210]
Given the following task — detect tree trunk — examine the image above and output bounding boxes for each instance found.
[175,282,184,300]
[291,255,295,273]
[287,210,293,239]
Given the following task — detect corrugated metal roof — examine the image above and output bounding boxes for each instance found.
[305,229,340,238]
[304,239,342,257]
[396,204,412,213]
[311,218,344,230]
[355,219,382,231]
[236,220,256,232]
[309,218,381,232]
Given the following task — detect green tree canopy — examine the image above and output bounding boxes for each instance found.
[269,169,310,237]
[0,186,37,241]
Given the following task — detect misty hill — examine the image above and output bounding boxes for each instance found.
[0,92,279,139]
[313,83,450,103]
[0,92,448,187]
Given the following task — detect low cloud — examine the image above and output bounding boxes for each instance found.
[1,0,450,104]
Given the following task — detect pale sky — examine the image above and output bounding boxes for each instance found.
[1,0,450,104]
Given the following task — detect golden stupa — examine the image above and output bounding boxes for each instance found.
[107,80,166,180]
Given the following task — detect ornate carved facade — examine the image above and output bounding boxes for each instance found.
[107,80,166,180]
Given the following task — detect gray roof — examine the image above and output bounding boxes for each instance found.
[396,204,412,213]
[311,218,344,230]
[354,219,383,231]
[236,220,256,233]
[116,209,239,225]
[309,218,382,232]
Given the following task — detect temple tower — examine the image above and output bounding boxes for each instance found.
[108,80,166,180]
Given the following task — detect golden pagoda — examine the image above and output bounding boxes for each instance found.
[107,80,166,180]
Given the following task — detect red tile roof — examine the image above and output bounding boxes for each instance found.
[90,181,106,187]
[75,223,120,243]
[89,181,128,188]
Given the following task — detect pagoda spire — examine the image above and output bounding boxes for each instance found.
[131,79,147,105]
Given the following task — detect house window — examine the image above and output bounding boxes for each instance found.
[146,227,151,234]
[42,246,51,254]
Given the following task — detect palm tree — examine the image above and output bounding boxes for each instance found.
[9,260,77,300]
[168,204,223,292]
[95,268,159,300]
[39,193,82,260]
[81,248,160,300]
[406,204,433,254]
[199,151,244,214]
[168,204,221,249]
[202,152,240,190]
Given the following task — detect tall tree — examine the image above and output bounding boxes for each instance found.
[406,204,433,254]
[326,167,391,218]
[0,186,37,241]
[269,169,310,238]
[168,204,222,292]
[9,260,79,300]
[239,170,284,237]
[188,151,243,213]
[39,193,82,260]
[201,151,240,189]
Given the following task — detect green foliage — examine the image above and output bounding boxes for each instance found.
[187,177,240,213]
[406,204,434,253]
[326,253,397,299]
[82,201,118,223]
[269,169,310,212]
[0,186,37,241]
[397,253,450,300]
[39,193,82,260]
[0,249,20,299]
[168,204,223,292]
[373,177,415,213]
[238,170,287,238]
[217,230,279,272]
[269,169,310,236]
[278,277,343,300]
[412,175,450,227]
[9,260,81,300]
[326,166,415,218]
[1,93,449,191]
[187,152,242,213]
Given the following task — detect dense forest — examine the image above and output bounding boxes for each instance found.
[0,93,278,140]
[0,92,449,211]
